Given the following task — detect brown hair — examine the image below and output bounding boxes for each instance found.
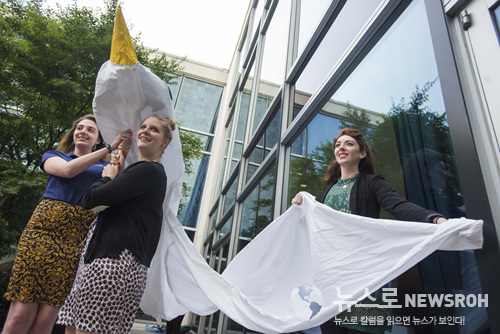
[57,114,105,154]
[322,127,375,191]
[141,115,177,144]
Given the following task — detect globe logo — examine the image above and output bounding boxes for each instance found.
[290,284,323,321]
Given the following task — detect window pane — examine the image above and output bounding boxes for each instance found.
[289,1,488,332]
[230,93,251,172]
[177,153,210,228]
[252,0,290,135]
[248,0,266,56]
[247,144,263,184]
[219,216,232,239]
[218,117,233,195]
[175,77,223,133]
[296,0,331,59]
[166,75,182,103]
[209,206,218,234]
[493,5,500,37]
[293,0,382,116]
[252,95,272,134]
[238,164,276,252]
[265,106,281,150]
[259,0,291,87]
[237,93,251,142]
[246,107,280,183]
[240,0,265,81]
[223,174,239,216]
[288,113,344,201]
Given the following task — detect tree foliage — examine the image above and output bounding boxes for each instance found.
[0,0,194,259]
[287,80,460,220]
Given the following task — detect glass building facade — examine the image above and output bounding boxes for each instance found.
[168,0,500,333]
[166,73,224,240]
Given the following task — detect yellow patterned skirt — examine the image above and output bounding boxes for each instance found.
[4,199,95,307]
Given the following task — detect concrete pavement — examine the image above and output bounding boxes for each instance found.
[130,321,159,334]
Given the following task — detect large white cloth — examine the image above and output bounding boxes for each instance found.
[93,60,187,320]
[160,192,482,333]
[93,61,483,334]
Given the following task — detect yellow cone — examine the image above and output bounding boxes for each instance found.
[110,6,138,65]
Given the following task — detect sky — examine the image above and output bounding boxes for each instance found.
[43,0,250,69]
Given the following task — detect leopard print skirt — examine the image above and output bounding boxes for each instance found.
[57,221,148,334]
[4,199,95,306]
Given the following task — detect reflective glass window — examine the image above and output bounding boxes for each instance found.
[247,107,281,183]
[202,311,219,334]
[209,206,218,234]
[238,164,276,252]
[232,93,251,174]
[174,77,223,133]
[205,242,228,333]
[289,113,344,200]
[253,0,290,133]
[218,117,234,196]
[205,243,228,332]
[493,4,500,38]
[252,95,272,134]
[249,0,266,52]
[293,0,382,116]
[177,153,210,228]
[288,1,488,332]
[219,215,232,237]
[166,75,182,103]
[296,0,331,58]
[223,174,239,216]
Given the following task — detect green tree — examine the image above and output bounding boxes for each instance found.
[387,80,463,210]
[339,102,374,139]
[0,0,196,260]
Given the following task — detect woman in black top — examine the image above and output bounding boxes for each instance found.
[57,115,177,334]
[292,128,447,334]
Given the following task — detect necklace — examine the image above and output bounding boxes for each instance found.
[338,173,359,189]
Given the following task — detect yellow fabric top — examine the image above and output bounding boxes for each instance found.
[110,6,138,65]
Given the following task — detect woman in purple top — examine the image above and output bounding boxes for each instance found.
[2,114,131,334]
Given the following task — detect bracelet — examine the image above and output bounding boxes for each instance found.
[106,144,112,154]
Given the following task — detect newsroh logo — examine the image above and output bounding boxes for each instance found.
[405,293,488,308]
[330,287,488,310]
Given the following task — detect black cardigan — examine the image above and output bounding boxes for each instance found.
[322,173,443,222]
[82,161,166,267]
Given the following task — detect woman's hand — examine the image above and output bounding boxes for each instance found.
[292,193,303,205]
[103,149,126,179]
[102,162,120,180]
[118,138,131,159]
[110,129,133,151]
[434,217,448,224]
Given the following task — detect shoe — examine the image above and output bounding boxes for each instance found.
[145,324,166,333]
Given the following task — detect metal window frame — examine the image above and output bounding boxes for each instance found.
[424,0,499,331]
[281,0,411,147]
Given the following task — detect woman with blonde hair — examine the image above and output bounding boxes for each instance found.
[2,114,131,334]
[58,115,177,334]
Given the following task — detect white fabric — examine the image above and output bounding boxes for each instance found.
[93,60,187,320]
[93,60,484,334]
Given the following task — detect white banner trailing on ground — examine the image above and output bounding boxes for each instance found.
[92,6,484,333]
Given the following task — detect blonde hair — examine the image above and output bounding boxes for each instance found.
[142,115,177,143]
[57,114,105,154]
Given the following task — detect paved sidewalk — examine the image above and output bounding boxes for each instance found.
[130,321,158,334]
